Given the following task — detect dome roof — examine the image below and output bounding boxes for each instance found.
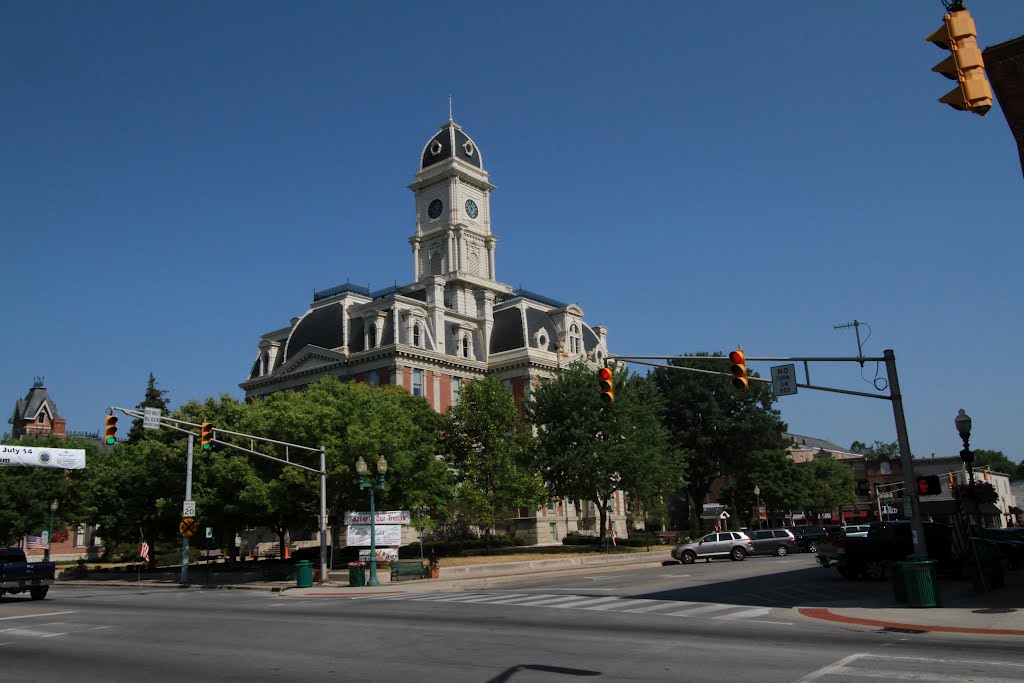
[420,120,483,171]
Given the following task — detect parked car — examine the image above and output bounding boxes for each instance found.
[0,547,55,600]
[815,526,848,568]
[786,525,828,553]
[748,529,799,557]
[671,532,753,564]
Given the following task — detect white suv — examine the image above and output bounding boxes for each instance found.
[671,531,754,564]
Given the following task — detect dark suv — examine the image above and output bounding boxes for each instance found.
[786,525,828,553]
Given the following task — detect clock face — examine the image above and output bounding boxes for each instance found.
[465,199,479,219]
[427,199,443,219]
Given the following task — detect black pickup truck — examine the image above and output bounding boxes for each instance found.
[0,547,55,599]
[835,521,957,581]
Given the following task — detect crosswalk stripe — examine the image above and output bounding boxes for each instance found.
[714,607,771,620]
[584,599,654,611]
[434,593,530,604]
[513,595,595,607]
[623,601,696,613]
[665,603,735,617]
[551,596,621,609]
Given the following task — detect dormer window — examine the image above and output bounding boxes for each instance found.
[413,323,421,347]
[462,335,471,358]
[569,324,582,354]
[368,322,378,348]
[37,414,46,424]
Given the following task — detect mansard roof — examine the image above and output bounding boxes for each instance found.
[420,120,483,171]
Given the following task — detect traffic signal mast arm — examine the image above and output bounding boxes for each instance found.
[606,354,891,401]
[109,406,322,474]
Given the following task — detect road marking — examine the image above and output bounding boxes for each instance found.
[426,593,530,604]
[513,595,594,607]
[714,608,771,620]
[799,653,1020,683]
[659,573,692,578]
[539,587,615,592]
[623,601,698,613]
[584,599,654,611]
[551,596,621,609]
[665,603,735,617]
[0,611,76,622]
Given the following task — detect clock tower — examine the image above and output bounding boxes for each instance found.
[409,118,498,284]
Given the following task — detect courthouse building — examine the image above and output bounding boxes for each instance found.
[239,117,626,543]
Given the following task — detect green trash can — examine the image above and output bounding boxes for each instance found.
[348,562,366,587]
[900,558,939,608]
[295,560,314,589]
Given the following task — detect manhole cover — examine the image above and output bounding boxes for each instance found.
[972,607,1017,614]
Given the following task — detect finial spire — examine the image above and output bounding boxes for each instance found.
[448,93,453,122]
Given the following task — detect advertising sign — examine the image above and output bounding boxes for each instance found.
[0,445,86,470]
[347,524,403,547]
[359,548,399,562]
[344,510,411,525]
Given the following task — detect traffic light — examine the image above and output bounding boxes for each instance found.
[925,8,992,115]
[729,349,749,391]
[984,466,990,481]
[916,474,942,496]
[947,471,955,491]
[597,367,615,403]
[104,414,118,445]
[200,422,214,450]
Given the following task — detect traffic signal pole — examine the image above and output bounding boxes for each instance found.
[608,348,928,557]
[182,434,194,584]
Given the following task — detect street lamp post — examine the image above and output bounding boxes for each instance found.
[754,486,761,529]
[955,409,976,523]
[44,500,58,562]
[355,455,388,587]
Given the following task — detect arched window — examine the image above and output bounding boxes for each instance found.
[413,323,421,347]
[462,335,470,358]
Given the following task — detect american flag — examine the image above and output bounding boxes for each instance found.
[25,535,48,549]
[951,488,970,558]
[139,540,150,562]
[609,523,617,547]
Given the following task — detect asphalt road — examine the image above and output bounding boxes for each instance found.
[1,555,1021,682]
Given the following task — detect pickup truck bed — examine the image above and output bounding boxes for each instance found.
[0,548,55,600]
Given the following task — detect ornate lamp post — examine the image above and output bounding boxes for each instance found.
[753,485,761,529]
[955,409,976,522]
[44,499,58,562]
[355,455,388,587]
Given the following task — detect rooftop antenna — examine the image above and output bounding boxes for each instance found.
[834,319,887,391]
[448,93,453,122]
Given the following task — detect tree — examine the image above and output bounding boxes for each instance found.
[850,440,901,461]
[126,373,172,444]
[653,353,787,532]
[718,449,806,529]
[801,455,857,521]
[443,374,546,551]
[971,449,1018,478]
[528,363,683,545]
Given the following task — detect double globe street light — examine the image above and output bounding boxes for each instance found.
[355,455,388,586]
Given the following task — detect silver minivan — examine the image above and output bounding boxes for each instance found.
[671,532,754,564]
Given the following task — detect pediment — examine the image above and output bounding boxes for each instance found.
[276,346,345,375]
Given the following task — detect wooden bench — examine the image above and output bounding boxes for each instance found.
[390,559,427,581]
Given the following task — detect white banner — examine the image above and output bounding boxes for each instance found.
[0,445,86,470]
[359,548,399,562]
[346,524,403,547]
[344,510,411,525]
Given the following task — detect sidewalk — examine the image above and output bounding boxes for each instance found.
[797,568,1024,636]
[57,552,1024,637]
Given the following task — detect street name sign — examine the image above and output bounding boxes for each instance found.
[770,364,798,396]
[143,408,161,430]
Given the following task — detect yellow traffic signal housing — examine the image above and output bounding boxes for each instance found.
[104,415,118,445]
[947,471,955,490]
[925,9,992,115]
[597,367,615,403]
[200,422,214,450]
[729,349,749,391]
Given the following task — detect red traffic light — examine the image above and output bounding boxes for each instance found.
[729,349,749,391]
[597,367,615,403]
[916,475,941,496]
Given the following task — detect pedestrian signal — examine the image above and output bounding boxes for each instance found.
[729,349,749,391]
[104,414,118,445]
[916,474,941,496]
[597,367,615,403]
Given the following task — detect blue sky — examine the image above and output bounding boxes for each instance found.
[3,2,1021,463]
